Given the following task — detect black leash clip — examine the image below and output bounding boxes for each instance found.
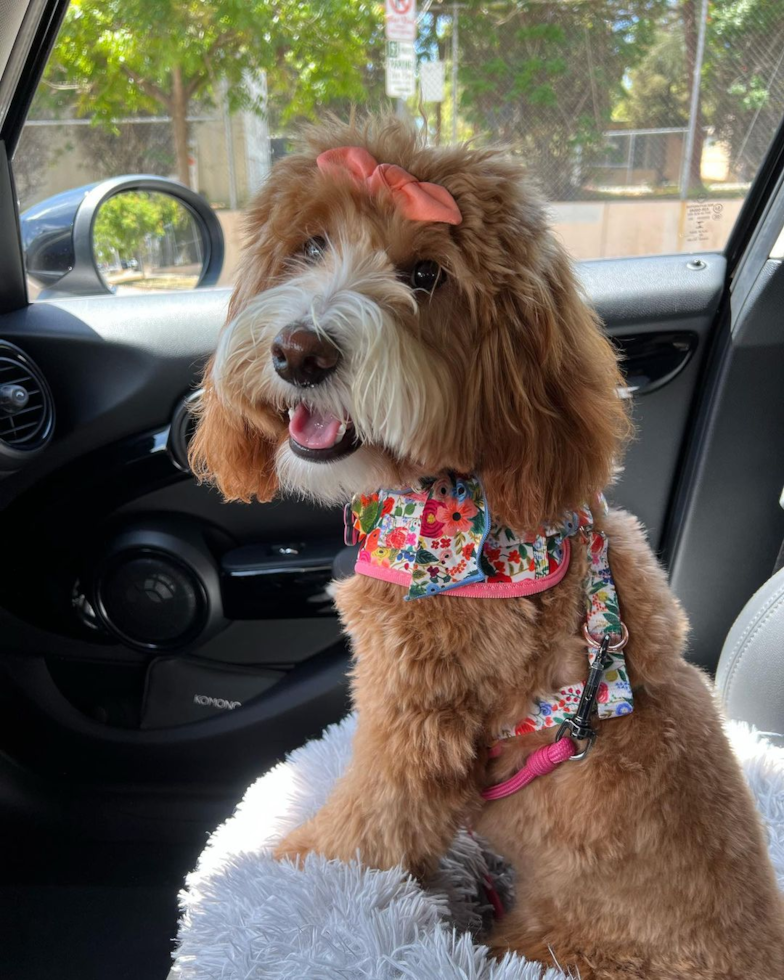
[555,634,612,761]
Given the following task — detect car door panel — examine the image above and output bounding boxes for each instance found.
[0,252,726,802]
[668,255,784,671]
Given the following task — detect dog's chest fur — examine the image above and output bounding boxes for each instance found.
[335,521,592,757]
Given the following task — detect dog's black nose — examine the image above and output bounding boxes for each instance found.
[271,324,340,387]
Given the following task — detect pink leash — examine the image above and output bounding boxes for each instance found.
[481,737,577,801]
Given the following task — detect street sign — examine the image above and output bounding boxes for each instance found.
[419,60,445,102]
[386,40,416,98]
[385,0,416,42]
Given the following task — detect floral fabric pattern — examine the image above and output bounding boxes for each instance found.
[408,476,488,599]
[350,475,580,601]
[496,514,633,738]
[349,477,632,737]
[582,529,633,718]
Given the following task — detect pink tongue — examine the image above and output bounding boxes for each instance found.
[289,404,343,450]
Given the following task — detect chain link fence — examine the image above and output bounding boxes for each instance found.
[13,0,784,264]
[419,0,783,202]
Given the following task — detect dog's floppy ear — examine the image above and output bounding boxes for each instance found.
[188,368,281,503]
[188,158,304,504]
[478,239,631,533]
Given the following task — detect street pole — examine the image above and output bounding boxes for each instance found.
[222,82,238,210]
[451,2,459,143]
[679,0,709,201]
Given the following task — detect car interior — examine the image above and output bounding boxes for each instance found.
[1,1,784,977]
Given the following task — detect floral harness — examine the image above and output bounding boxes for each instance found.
[346,475,632,776]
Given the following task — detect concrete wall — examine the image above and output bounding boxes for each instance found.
[23,198,743,294]
[215,198,743,285]
[548,198,743,261]
[216,211,245,286]
[17,117,257,212]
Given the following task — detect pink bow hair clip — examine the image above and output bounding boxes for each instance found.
[316,146,462,226]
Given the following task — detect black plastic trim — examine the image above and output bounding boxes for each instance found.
[613,331,698,397]
[221,541,338,620]
[725,112,784,275]
[94,546,209,653]
[0,0,70,155]
[0,140,27,312]
[1,644,351,786]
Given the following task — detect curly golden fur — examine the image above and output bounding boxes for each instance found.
[190,115,784,977]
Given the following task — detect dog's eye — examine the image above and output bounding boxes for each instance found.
[303,236,327,261]
[410,260,444,291]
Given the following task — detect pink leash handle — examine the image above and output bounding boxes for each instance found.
[481,737,577,801]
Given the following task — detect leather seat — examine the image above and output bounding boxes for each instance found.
[716,565,784,745]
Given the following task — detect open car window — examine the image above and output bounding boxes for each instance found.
[11,0,784,299]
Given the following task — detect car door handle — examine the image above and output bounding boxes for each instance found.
[220,542,340,619]
[613,332,698,398]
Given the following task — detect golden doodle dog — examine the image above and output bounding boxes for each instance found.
[190,116,784,978]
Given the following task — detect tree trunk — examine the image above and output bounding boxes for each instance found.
[435,29,443,146]
[171,66,191,188]
[681,0,705,194]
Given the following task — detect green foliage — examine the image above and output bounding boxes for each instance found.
[623,23,689,128]
[25,0,784,202]
[36,0,387,190]
[46,0,384,124]
[622,0,784,183]
[39,0,385,187]
[706,0,784,178]
[93,191,187,265]
[445,0,669,199]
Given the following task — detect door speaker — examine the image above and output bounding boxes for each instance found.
[92,519,224,651]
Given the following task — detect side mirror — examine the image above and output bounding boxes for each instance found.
[19,175,224,299]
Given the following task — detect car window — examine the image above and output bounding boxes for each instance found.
[12,0,784,298]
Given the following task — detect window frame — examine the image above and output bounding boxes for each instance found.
[0,0,68,315]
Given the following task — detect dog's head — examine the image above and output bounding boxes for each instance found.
[190,116,630,531]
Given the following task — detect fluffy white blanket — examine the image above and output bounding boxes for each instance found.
[172,717,784,979]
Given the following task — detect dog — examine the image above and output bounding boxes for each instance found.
[190,116,784,978]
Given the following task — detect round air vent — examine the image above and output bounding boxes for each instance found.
[0,340,55,468]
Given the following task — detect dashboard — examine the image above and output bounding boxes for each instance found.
[0,255,722,786]
[0,293,349,778]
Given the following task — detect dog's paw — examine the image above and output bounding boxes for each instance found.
[273,826,315,866]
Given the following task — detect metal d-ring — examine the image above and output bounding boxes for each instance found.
[555,720,596,761]
[582,621,629,652]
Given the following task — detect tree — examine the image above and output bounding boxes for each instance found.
[621,20,689,187]
[624,25,689,130]
[93,191,194,274]
[448,0,667,200]
[680,0,705,194]
[75,121,175,182]
[615,1,705,195]
[706,0,784,181]
[44,0,384,188]
[624,0,784,191]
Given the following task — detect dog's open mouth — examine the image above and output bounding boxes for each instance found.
[287,404,360,462]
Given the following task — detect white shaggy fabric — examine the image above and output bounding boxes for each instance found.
[173,717,784,979]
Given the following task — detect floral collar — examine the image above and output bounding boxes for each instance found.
[347,474,633,735]
[348,474,582,601]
